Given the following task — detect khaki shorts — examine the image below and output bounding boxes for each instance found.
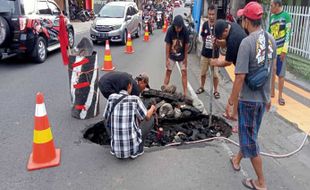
[166,59,187,71]
[200,56,219,79]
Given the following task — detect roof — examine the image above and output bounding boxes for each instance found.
[106,1,136,7]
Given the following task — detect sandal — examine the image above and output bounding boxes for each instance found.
[230,157,240,171]
[195,87,205,94]
[278,98,285,106]
[242,178,267,190]
[213,91,220,99]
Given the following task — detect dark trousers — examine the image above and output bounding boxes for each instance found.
[140,116,154,143]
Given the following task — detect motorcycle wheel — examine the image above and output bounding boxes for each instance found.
[188,40,194,54]
[80,15,86,22]
[148,23,153,34]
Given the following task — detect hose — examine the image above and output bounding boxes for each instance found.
[164,129,310,158]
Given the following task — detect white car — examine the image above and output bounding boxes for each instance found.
[90,1,142,45]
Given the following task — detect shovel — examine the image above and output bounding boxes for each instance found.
[208,26,215,127]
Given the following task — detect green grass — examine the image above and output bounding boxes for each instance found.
[287,53,310,81]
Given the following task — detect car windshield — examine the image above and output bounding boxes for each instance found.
[98,5,125,18]
[21,0,36,15]
[0,0,16,13]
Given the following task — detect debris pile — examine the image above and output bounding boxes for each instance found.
[84,86,232,147]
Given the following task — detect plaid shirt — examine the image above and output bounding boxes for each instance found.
[103,90,147,158]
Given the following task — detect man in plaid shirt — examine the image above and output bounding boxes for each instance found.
[103,78,156,159]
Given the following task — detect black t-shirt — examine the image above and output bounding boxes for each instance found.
[165,26,189,62]
[225,22,247,65]
[98,71,140,99]
[201,21,219,58]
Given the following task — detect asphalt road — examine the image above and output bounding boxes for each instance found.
[1,27,310,190]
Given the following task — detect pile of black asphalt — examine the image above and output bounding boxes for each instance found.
[83,89,232,147]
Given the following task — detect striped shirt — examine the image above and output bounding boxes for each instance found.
[269,11,292,55]
[103,90,147,158]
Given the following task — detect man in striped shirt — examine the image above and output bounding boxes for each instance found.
[269,0,292,106]
[103,76,156,159]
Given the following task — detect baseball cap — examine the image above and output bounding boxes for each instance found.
[136,73,150,88]
[237,2,263,20]
[173,15,184,27]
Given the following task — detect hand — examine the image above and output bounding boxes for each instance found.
[225,99,234,118]
[210,59,218,66]
[150,105,156,114]
[280,52,286,62]
[266,102,271,112]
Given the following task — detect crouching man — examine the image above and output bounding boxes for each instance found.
[103,76,156,159]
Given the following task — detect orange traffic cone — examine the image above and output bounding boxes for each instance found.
[102,40,115,71]
[27,92,61,171]
[162,20,167,33]
[125,33,134,54]
[144,25,150,42]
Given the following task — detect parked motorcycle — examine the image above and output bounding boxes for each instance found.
[156,10,164,29]
[184,13,197,54]
[69,5,89,22]
[86,9,96,20]
[144,15,154,34]
[143,10,155,34]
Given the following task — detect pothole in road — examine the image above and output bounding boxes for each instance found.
[83,115,232,147]
[83,89,232,147]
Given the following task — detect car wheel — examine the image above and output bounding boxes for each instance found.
[135,24,142,38]
[32,36,47,63]
[121,30,127,45]
[68,28,74,48]
[0,16,10,46]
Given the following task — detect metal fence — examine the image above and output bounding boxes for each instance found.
[283,5,310,60]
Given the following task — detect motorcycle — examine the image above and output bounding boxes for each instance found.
[143,15,154,35]
[86,9,96,20]
[69,5,89,22]
[164,11,172,26]
[184,13,197,54]
[143,10,155,34]
[156,11,163,29]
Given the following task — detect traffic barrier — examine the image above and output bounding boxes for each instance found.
[144,25,150,42]
[102,40,115,71]
[125,33,134,54]
[162,19,167,33]
[68,52,100,119]
[27,92,61,171]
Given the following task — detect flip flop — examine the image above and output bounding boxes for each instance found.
[213,91,220,99]
[242,178,267,190]
[195,87,205,94]
[278,98,285,106]
[230,157,240,171]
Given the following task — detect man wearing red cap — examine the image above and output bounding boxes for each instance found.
[227,2,277,190]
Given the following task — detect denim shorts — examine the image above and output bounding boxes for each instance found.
[238,100,265,158]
